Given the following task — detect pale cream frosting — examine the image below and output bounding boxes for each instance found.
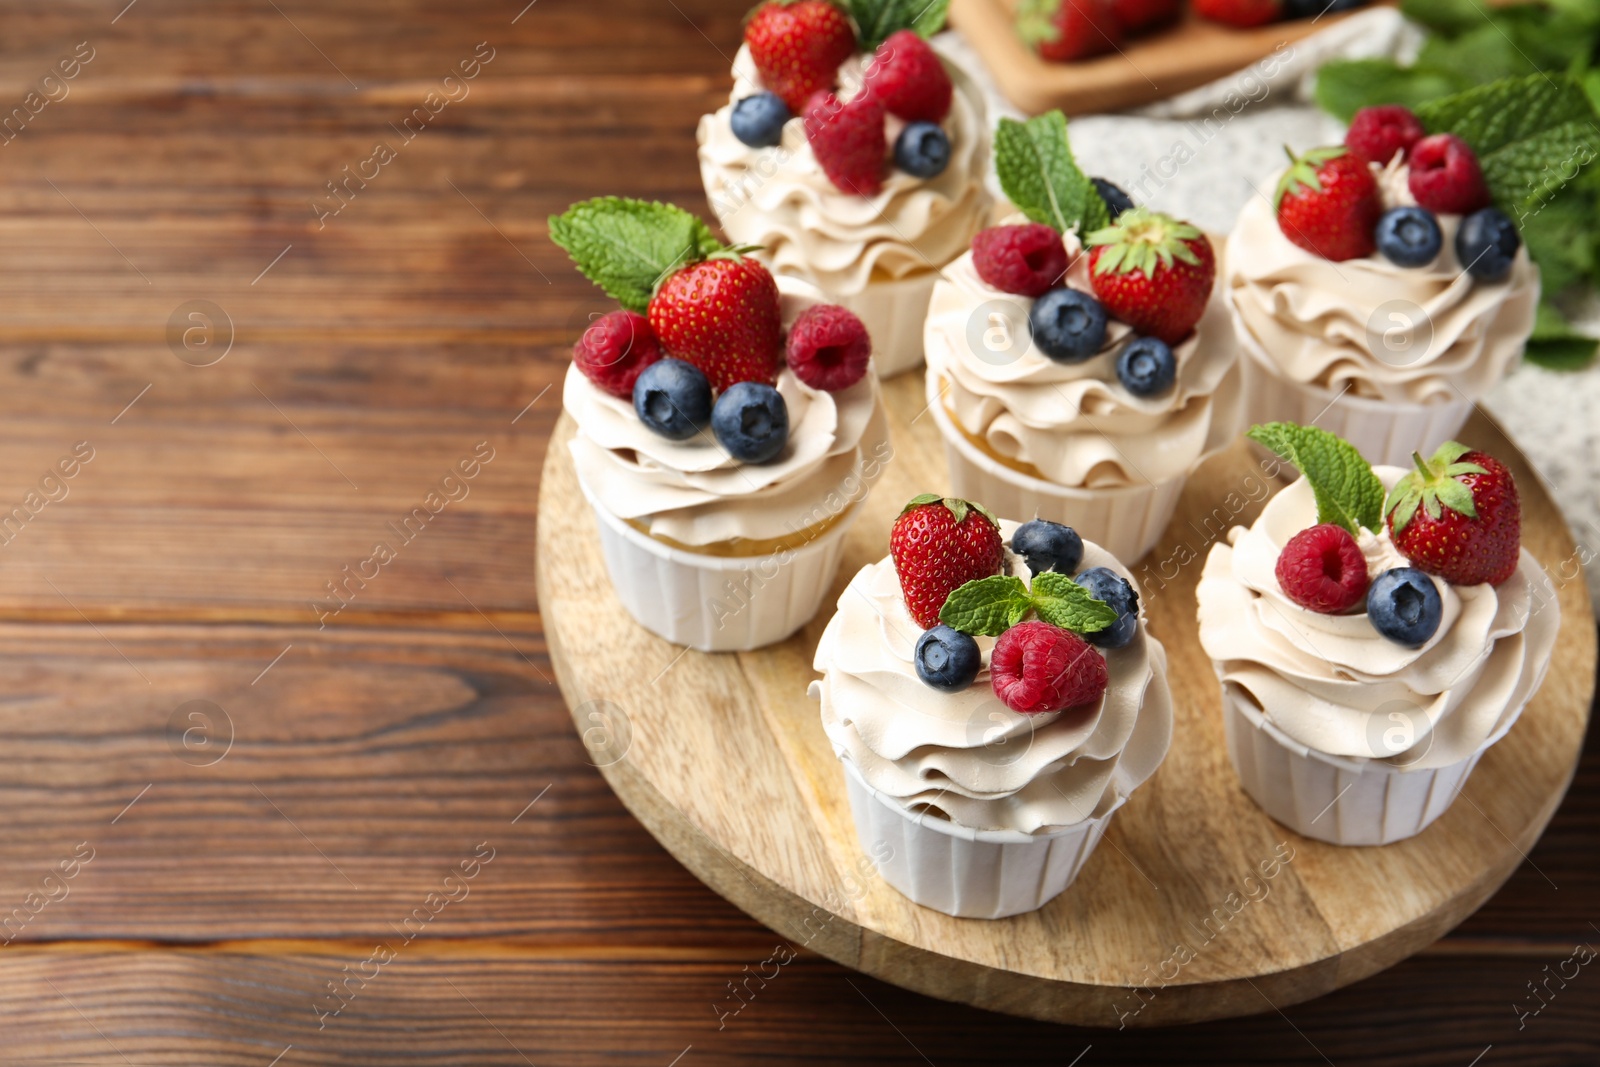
[923,228,1244,489]
[1226,159,1540,404]
[696,44,992,297]
[565,281,891,547]
[1197,468,1559,769]
[811,528,1173,834]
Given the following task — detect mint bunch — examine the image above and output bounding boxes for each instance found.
[939,571,1118,637]
[841,0,949,50]
[549,197,726,314]
[993,110,1110,236]
[1247,422,1385,536]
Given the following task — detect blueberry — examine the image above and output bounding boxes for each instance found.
[1091,177,1134,221]
[633,358,712,441]
[1456,207,1520,281]
[1285,0,1364,16]
[1116,336,1177,397]
[711,381,789,463]
[914,625,982,692]
[1011,519,1083,577]
[894,122,951,178]
[1375,206,1443,267]
[730,92,791,148]
[1367,567,1443,647]
[1029,288,1108,363]
[1074,567,1139,649]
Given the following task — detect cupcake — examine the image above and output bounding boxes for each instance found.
[697,1,993,378]
[1197,422,1558,845]
[810,495,1172,918]
[552,196,891,651]
[924,112,1243,563]
[1227,105,1538,468]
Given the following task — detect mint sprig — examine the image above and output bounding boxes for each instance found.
[994,111,1109,236]
[549,197,726,314]
[1247,422,1385,536]
[842,0,949,50]
[938,572,1118,637]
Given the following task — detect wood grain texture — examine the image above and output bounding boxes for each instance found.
[538,373,1596,1026]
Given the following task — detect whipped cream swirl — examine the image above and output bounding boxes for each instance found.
[696,44,992,297]
[924,229,1244,488]
[1226,159,1539,404]
[812,530,1173,833]
[1197,469,1559,768]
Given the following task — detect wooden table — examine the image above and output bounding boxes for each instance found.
[0,1,1592,1063]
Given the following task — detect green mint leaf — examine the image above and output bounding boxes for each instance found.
[1313,59,1471,123]
[1247,422,1385,536]
[1526,301,1599,370]
[1398,0,1492,37]
[1416,74,1600,217]
[549,197,724,313]
[1030,572,1117,634]
[993,111,1108,236]
[843,0,948,50]
[939,575,1031,637]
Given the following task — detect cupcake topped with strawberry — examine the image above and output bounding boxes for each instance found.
[1198,422,1558,772]
[696,0,992,374]
[923,110,1242,495]
[552,196,888,549]
[811,493,1172,835]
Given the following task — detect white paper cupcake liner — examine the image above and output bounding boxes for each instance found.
[576,473,857,652]
[837,754,1118,919]
[1220,686,1504,846]
[1239,332,1476,469]
[926,384,1184,563]
[810,271,938,380]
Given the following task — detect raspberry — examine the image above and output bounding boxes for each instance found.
[786,304,872,391]
[804,90,887,197]
[573,309,663,399]
[1407,134,1491,216]
[862,30,952,123]
[989,621,1108,715]
[1344,104,1426,166]
[1275,524,1370,614]
[971,224,1068,298]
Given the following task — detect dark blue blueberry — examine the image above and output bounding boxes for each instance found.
[913,625,982,692]
[1367,568,1443,647]
[1074,566,1139,649]
[730,92,791,148]
[1456,207,1520,281]
[711,381,789,463]
[1029,287,1108,363]
[1375,206,1443,268]
[1116,336,1177,397]
[1285,0,1365,16]
[1091,177,1134,221]
[1011,519,1083,577]
[633,358,712,441]
[894,122,951,178]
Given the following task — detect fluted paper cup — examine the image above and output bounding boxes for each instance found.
[837,754,1118,919]
[1220,686,1511,846]
[1239,332,1475,469]
[576,474,857,652]
[926,380,1183,563]
[816,271,938,380]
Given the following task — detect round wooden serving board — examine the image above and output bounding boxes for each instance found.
[536,373,1596,1027]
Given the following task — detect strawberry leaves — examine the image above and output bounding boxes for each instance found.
[1385,440,1488,534]
[549,197,726,314]
[938,571,1118,637]
[994,111,1109,236]
[1248,421,1385,536]
[1273,145,1349,210]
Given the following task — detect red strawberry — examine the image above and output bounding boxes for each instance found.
[1193,0,1281,27]
[1274,145,1381,262]
[786,303,871,391]
[1018,0,1123,63]
[972,223,1069,297]
[890,495,1006,629]
[1109,0,1182,32]
[862,30,952,123]
[804,90,887,196]
[1086,208,1215,345]
[744,0,857,113]
[1276,524,1369,614]
[1385,442,1521,586]
[1344,104,1426,166]
[1407,133,1491,216]
[573,309,663,398]
[990,621,1108,715]
[648,256,782,392]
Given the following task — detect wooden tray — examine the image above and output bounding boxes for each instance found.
[536,373,1595,1027]
[949,0,1383,115]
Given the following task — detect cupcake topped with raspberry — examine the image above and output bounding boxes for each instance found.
[812,494,1171,837]
[696,0,993,375]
